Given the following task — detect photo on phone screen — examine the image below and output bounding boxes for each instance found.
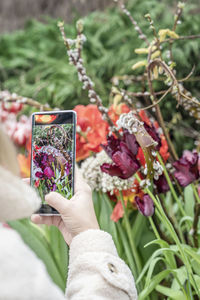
[31,111,76,214]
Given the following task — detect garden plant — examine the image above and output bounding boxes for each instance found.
[0,0,200,299]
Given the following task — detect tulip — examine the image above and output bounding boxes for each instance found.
[135,194,154,217]
[101,134,140,179]
[154,174,169,193]
[173,150,200,187]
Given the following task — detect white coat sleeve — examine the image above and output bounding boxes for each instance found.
[0,226,66,300]
[66,229,138,300]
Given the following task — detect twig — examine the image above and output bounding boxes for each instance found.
[146,60,179,160]
[118,1,150,46]
[0,91,51,111]
[136,87,172,111]
[169,2,184,62]
[161,34,200,43]
[58,21,121,138]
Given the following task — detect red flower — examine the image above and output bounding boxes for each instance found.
[17,136,32,178]
[111,201,124,222]
[108,103,130,126]
[74,105,109,161]
[34,180,40,188]
[35,114,57,124]
[2,102,23,114]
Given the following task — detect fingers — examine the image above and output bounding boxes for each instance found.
[31,214,61,227]
[23,178,30,185]
[45,192,69,215]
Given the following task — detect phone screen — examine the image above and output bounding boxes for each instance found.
[31,111,76,214]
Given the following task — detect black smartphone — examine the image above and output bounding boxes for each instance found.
[30,110,76,215]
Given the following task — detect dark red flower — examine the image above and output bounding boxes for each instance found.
[101,134,140,179]
[135,194,154,217]
[173,150,200,187]
[154,174,169,194]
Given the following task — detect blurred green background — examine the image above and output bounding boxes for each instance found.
[0,0,199,154]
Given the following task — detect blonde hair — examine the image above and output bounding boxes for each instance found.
[0,125,20,176]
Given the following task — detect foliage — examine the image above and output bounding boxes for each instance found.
[1,0,200,299]
[0,0,199,121]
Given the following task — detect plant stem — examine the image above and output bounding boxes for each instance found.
[135,173,200,296]
[192,184,200,204]
[159,194,185,243]
[192,203,200,248]
[119,192,142,275]
[157,153,186,217]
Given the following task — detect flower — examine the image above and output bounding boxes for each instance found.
[81,150,134,193]
[43,166,54,179]
[101,133,140,179]
[173,150,200,187]
[111,201,124,222]
[17,136,32,177]
[108,103,130,126]
[74,104,109,161]
[135,194,154,217]
[2,101,23,114]
[154,174,169,193]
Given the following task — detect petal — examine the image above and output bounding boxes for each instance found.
[100,163,124,178]
[135,194,154,217]
[101,135,120,158]
[111,201,124,222]
[183,150,198,165]
[154,174,169,193]
[123,130,139,156]
[112,151,140,179]
[174,170,196,187]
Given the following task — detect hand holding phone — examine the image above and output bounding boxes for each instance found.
[31,111,76,215]
[31,167,99,245]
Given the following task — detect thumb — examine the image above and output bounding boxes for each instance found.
[45,192,70,215]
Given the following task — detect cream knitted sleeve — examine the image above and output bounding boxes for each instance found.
[66,229,138,300]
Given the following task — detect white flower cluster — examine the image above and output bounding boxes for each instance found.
[117,111,144,134]
[152,160,163,180]
[80,150,134,194]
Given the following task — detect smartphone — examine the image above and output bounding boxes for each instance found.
[30,110,76,215]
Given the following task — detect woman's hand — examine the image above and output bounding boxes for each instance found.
[31,167,99,245]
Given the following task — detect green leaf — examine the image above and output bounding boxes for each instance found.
[138,269,173,300]
[8,219,65,291]
[184,185,195,217]
[155,285,186,300]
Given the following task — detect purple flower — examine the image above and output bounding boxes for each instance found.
[173,150,200,187]
[154,174,169,193]
[41,153,48,165]
[101,134,140,179]
[51,184,57,191]
[43,166,54,179]
[135,194,154,217]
